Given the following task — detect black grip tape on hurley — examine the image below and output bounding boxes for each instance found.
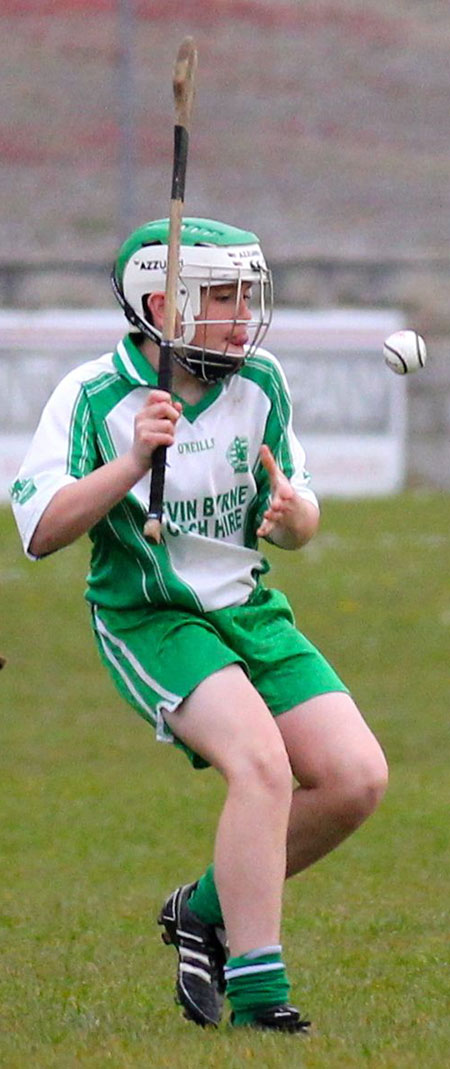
[172,126,189,201]
[147,339,175,524]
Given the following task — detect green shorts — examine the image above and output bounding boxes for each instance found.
[91,585,349,768]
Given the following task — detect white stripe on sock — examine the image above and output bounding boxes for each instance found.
[244,945,282,960]
[224,962,284,980]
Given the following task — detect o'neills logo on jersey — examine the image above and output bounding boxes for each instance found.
[226,436,249,473]
[177,437,214,455]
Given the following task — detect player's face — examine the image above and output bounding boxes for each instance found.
[190,282,253,356]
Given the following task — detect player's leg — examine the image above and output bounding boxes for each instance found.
[275,692,389,877]
[163,663,309,1031]
[163,662,292,952]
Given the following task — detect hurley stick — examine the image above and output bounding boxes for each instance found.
[143,37,197,542]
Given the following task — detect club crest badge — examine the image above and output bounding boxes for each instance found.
[226,436,249,473]
[10,477,37,505]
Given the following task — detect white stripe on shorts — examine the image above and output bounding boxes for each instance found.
[94,619,157,724]
[93,609,181,706]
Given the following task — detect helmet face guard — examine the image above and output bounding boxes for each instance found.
[111,218,273,382]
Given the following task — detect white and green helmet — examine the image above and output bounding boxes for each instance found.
[111,217,273,381]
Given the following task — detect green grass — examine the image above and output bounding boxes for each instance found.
[1,493,449,1068]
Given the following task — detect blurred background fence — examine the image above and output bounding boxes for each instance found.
[2,0,450,488]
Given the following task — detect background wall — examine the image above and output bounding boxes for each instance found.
[2,0,450,486]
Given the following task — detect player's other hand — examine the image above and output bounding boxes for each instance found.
[132,389,182,472]
[256,444,296,538]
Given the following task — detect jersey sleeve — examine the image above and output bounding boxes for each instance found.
[254,352,319,523]
[10,371,99,558]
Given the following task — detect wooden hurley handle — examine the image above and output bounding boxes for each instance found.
[144,37,197,543]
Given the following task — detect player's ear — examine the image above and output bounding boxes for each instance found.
[147,292,165,329]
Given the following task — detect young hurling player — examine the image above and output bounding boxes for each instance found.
[11,218,388,1033]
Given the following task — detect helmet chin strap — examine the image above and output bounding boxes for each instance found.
[171,343,244,383]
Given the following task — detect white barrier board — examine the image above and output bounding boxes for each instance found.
[0,308,404,501]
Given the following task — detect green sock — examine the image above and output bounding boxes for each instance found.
[225,946,290,1026]
[188,864,224,926]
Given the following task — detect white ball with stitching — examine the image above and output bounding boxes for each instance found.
[383,330,427,375]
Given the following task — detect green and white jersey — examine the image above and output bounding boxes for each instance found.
[11,334,318,614]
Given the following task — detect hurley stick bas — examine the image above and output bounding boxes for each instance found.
[143,37,198,542]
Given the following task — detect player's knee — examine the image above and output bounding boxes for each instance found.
[334,747,388,829]
[231,738,292,806]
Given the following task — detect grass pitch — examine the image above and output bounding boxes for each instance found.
[1,493,449,1068]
